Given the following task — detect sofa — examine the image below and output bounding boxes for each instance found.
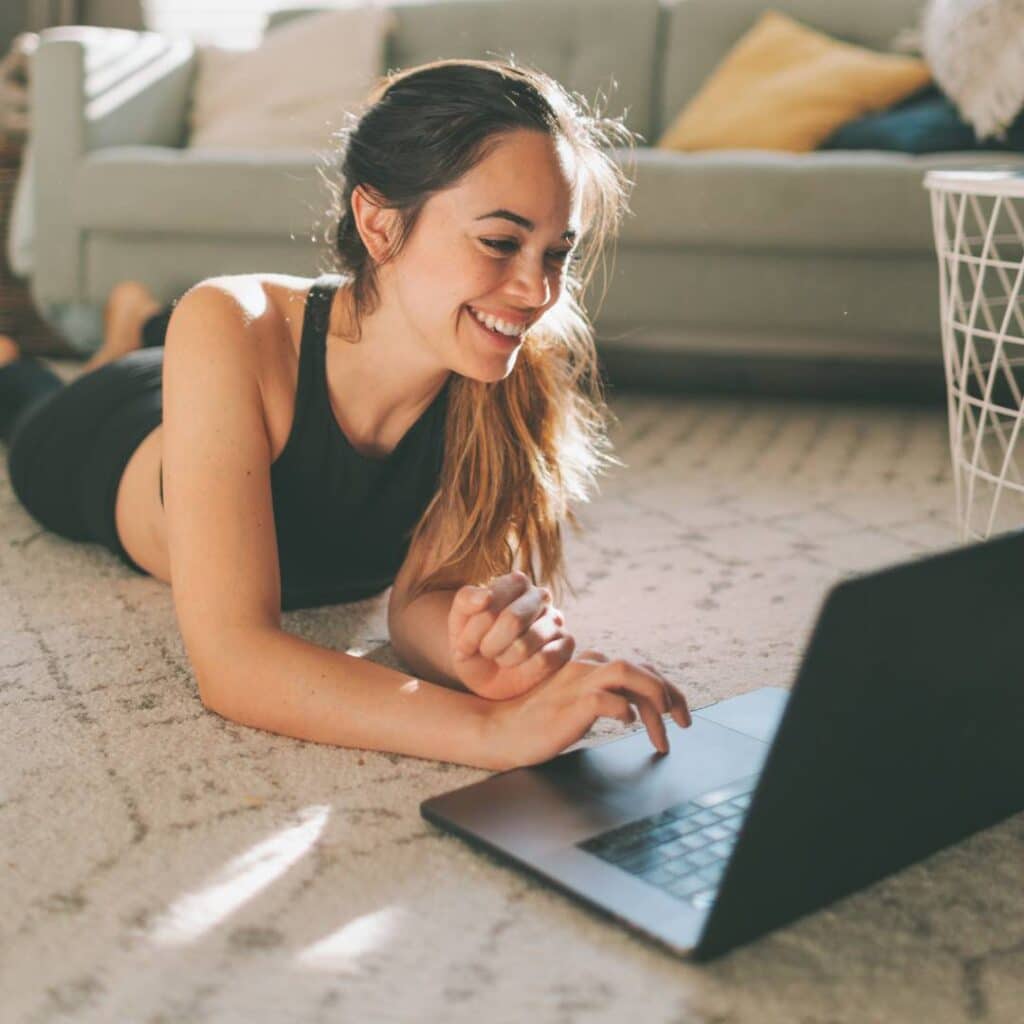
[26,0,1024,400]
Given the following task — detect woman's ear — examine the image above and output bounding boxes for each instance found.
[351,184,399,264]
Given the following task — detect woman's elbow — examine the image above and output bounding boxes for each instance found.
[194,662,234,717]
[182,622,280,719]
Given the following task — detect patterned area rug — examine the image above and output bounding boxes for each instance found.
[3,368,1023,1023]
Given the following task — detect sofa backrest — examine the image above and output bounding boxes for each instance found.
[657,0,926,141]
[266,0,661,142]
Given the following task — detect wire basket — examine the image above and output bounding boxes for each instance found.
[926,169,1024,541]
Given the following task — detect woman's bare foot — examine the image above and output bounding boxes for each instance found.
[0,333,20,368]
[81,281,163,373]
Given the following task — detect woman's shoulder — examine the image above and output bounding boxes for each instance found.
[174,272,318,365]
[161,275,322,466]
[180,272,311,327]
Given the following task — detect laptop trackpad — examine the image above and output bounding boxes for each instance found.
[550,705,774,836]
[691,685,790,743]
[555,685,789,832]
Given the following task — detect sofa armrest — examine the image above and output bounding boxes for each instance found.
[30,26,197,306]
[34,26,196,151]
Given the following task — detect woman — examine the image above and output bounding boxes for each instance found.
[0,59,692,769]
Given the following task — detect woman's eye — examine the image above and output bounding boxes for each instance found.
[481,239,575,264]
[481,239,518,254]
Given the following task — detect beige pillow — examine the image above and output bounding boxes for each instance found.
[657,10,932,153]
[188,5,395,150]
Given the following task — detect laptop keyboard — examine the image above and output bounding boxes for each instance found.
[577,774,758,911]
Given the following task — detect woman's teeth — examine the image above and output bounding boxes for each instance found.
[468,305,524,338]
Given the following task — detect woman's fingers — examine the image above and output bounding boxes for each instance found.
[453,607,494,658]
[492,605,564,667]
[570,654,690,752]
[448,585,491,655]
[515,632,576,682]
[641,661,693,728]
[478,583,549,661]
[588,659,679,754]
[485,596,552,663]
[636,695,671,754]
[453,574,532,657]
[580,656,691,745]
[592,691,636,726]
[490,650,693,768]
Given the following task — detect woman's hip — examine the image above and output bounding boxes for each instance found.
[6,349,165,564]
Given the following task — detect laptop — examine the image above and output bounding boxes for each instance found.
[421,529,1024,960]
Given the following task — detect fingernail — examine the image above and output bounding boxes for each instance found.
[469,589,488,606]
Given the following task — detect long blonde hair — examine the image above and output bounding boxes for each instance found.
[316,58,638,605]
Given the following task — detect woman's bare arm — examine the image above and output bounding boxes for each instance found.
[388,586,464,690]
[161,280,500,768]
[207,623,499,766]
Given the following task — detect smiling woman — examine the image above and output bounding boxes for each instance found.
[0,57,694,770]
[321,59,636,608]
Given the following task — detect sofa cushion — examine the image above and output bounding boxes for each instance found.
[656,10,930,152]
[657,0,930,141]
[270,0,661,143]
[73,148,324,236]
[188,5,394,149]
[75,145,1024,255]
[615,147,1024,254]
[821,86,1024,153]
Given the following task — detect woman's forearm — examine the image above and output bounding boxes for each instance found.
[202,626,501,769]
[387,587,465,690]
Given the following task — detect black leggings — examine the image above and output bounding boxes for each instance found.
[0,305,174,575]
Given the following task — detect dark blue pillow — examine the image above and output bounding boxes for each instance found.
[820,86,1024,153]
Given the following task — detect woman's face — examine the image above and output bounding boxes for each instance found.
[382,128,581,382]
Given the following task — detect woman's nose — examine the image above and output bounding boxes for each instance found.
[510,257,551,309]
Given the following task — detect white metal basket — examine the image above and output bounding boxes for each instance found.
[926,169,1024,541]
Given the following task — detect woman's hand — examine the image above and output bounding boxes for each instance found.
[482,649,693,770]
[448,570,576,700]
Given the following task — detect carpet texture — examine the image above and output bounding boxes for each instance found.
[3,365,1023,1023]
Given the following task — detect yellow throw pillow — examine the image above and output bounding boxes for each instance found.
[657,10,932,152]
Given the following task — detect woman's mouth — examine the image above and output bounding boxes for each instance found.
[464,305,523,351]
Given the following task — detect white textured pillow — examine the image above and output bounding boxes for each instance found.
[921,0,1024,140]
[188,4,395,150]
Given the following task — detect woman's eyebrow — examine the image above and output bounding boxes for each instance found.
[475,208,577,242]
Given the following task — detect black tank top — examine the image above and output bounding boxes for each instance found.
[160,273,451,611]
